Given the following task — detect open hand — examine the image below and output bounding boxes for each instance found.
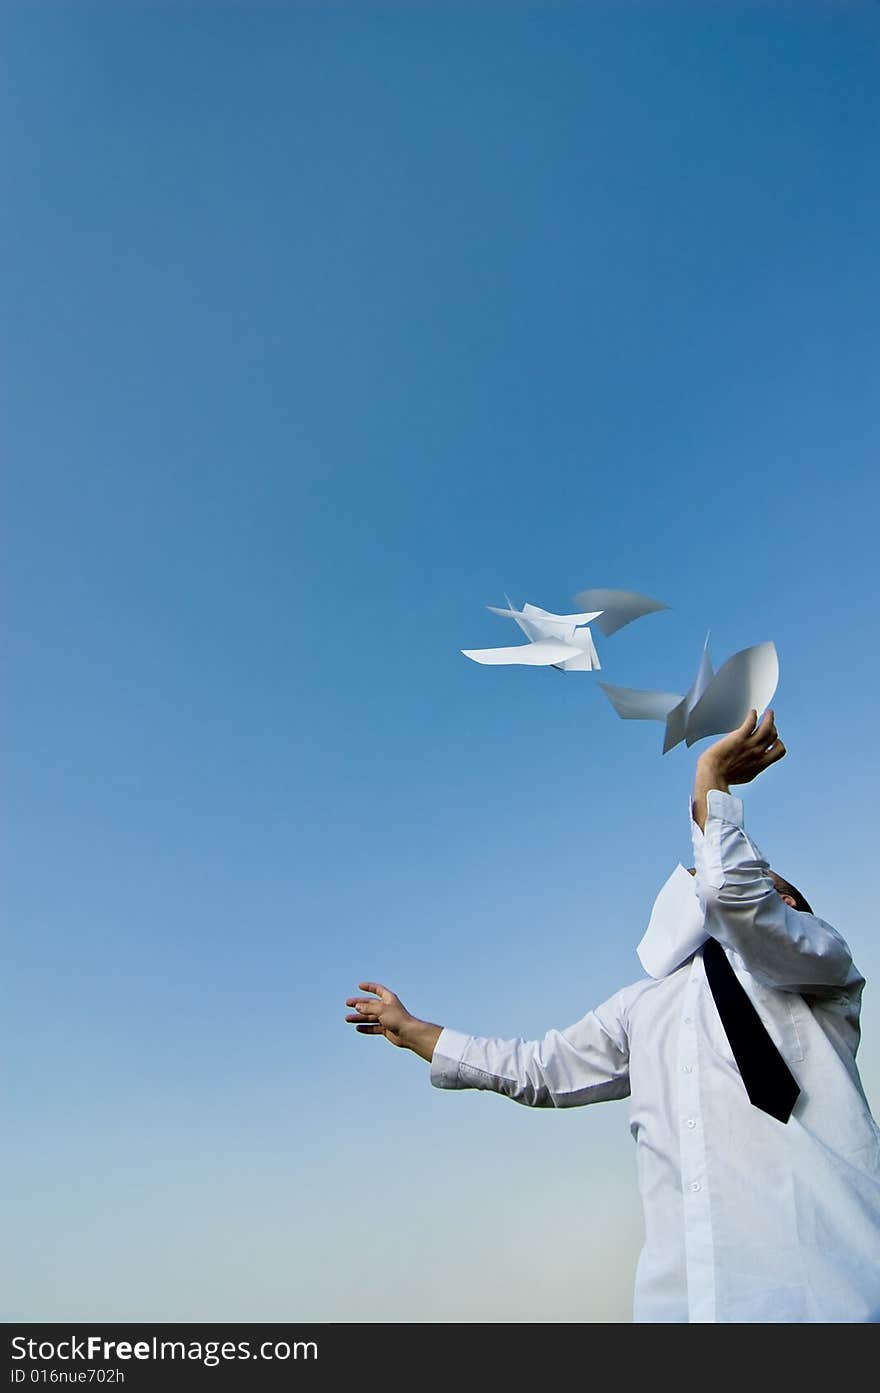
[345,983,443,1062]
[345,982,413,1047]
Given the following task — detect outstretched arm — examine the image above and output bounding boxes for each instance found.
[345,983,631,1108]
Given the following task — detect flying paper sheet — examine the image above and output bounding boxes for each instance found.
[599,640,778,752]
[462,597,604,670]
[461,638,584,666]
[685,643,779,746]
[572,588,670,638]
[462,589,667,672]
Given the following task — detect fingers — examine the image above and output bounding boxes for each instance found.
[345,984,400,1033]
[755,711,785,759]
[763,738,786,765]
[346,989,395,1012]
[736,708,759,737]
[740,708,780,754]
[753,707,776,744]
[357,981,395,1003]
[345,999,383,1022]
[736,708,780,747]
[744,734,786,777]
[699,707,785,786]
[345,1002,388,1035]
[740,710,786,774]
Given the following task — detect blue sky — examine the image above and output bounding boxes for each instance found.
[4,1,879,1322]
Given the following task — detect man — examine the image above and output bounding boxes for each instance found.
[345,710,880,1322]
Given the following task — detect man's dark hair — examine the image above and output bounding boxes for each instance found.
[769,872,813,916]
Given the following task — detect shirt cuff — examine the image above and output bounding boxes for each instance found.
[691,791,744,889]
[429,1027,472,1090]
[706,788,744,827]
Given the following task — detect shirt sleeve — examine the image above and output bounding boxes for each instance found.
[429,994,631,1108]
[692,788,862,995]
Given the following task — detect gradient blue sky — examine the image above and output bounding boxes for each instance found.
[4,1,879,1323]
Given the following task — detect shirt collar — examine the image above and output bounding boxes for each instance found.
[638,863,708,978]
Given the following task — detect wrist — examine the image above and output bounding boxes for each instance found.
[696,756,728,794]
[402,1017,443,1062]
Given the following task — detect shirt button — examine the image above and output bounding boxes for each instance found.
[683,1016,693,1025]
[689,1182,701,1192]
[685,1119,697,1129]
[682,1064,693,1074]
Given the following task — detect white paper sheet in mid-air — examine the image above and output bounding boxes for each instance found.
[572,588,670,637]
[461,588,667,672]
[599,639,779,752]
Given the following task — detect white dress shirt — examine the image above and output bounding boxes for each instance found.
[430,790,880,1322]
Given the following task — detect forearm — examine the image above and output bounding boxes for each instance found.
[430,1013,631,1108]
[692,754,729,831]
[401,1018,443,1062]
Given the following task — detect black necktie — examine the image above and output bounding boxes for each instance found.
[702,936,800,1124]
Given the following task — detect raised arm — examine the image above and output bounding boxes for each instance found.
[690,711,858,994]
[345,983,631,1109]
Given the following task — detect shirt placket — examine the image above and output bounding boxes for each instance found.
[678,953,716,1323]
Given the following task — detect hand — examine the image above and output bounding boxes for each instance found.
[345,982,442,1062]
[692,708,785,830]
[700,707,786,788]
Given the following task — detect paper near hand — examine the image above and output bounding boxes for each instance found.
[599,637,779,752]
[462,589,668,672]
